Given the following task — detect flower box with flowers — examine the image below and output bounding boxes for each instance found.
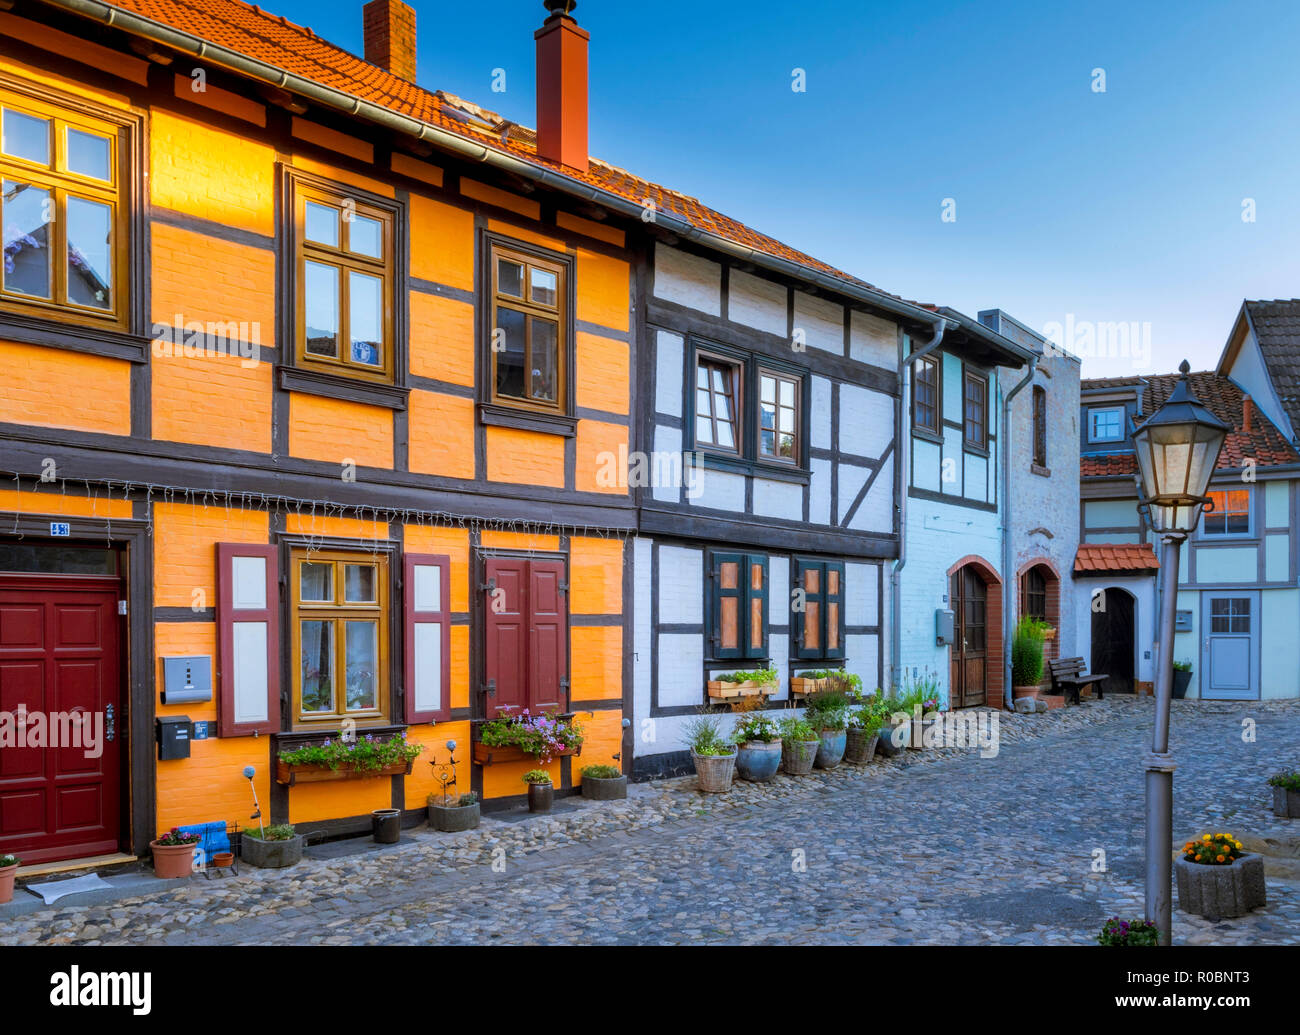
[473,711,584,765]
[707,668,778,700]
[275,731,423,786]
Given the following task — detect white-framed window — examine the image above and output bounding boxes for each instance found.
[1088,406,1124,443]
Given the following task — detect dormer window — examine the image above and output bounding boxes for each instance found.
[1088,406,1124,444]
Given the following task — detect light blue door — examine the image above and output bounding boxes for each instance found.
[1200,593,1258,700]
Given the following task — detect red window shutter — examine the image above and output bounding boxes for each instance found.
[216,543,279,737]
[484,557,527,717]
[404,554,451,724]
[527,558,568,713]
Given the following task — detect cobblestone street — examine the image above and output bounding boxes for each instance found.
[5,698,1299,946]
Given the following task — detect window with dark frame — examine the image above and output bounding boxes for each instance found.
[490,243,567,412]
[708,551,768,661]
[963,369,987,449]
[695,356,741,452]
[913,355,939,433]
[1204,489,1250,536]
[759,369,799,462]
[1023,567,1047,622]
[1032,385,1048,467]
[292,178,395,382]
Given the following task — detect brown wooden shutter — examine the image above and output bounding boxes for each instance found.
[484,557,527,717]
[824,560,845,661]
[743,553,769,660]
[404,553,451,724]
[794,558,823,660]
[216,543,279,737]
[709,552,745,660]
[527,558,568,712]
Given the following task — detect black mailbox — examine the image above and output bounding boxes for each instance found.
[156,716,192,760]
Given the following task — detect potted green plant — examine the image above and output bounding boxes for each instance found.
[779,716,819,776]
[580,764,628,800]
[476,712,584,764]
[682,713,736,793]
[428,791,481,831]
[150,828,200,879]
[523,769,554,812]
[1172,660,1193,700]
[1096,917,1159,946]
[0,852,20,904]
[805,682,850,769]
[1268,770,1300,819]
[241,823,305,868]
[845,700,884,764]
[1176,832,1266,919]
[730,711,782,782]
[1011,616,1049,702]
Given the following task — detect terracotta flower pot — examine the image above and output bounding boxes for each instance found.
[1012,685,1040,701]
[0,861,18,904]
[150,839,197,879]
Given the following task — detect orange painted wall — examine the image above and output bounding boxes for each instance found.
[153,502,268,609]
[485,426,564,487]
[0,488,132,520]
[0,341,131,436]
[151,349,273,454]
[408,390,475,479]
[149,109,275,232]
[288,393,394,470]
[575,420,630,495]
[409,293,474,386]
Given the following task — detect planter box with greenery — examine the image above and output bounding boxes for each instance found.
[707,667,778,702]
[242,824,305,868]
[0,853,20,904]
[276,731,423,785]
[1012,616,1050,701]
[730,712,781,782]
[523,770,555,812]
[474,712,584,765]
[428,791,481,831]
[1175,833,1266,919]
[580,764,628,800]
[683,713,736,792]
[1269,771,1300,819]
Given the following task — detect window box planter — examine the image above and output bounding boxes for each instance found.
[1175,854,1266,919]
[845,728,879,764]
[734,740,782,782]
[782,737,819,776]
[0,859,20,904]
[471,742,581,766]
[275,758,413,785]
[581,775,628,800]
[706,679,776,701]
[790,676,827,697]
[1273,787,1300,819]
[241,832,305,869]
[691,750,736,793]
[150,839,197,879]
[814,729,847,769]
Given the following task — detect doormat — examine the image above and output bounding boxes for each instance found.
[25,873,112,905]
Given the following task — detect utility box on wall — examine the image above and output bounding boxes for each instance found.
[161,656,212,705]
[156,716,192,761]
[935,609,955,646]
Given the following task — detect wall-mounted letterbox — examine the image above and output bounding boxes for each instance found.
[1175,610,1193,632]
[161,656,212,705]
[156,716,192,761]
[935,609,955,646]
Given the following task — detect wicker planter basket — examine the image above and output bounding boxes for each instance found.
[844,728,879,764]
[782,738,818,776]
[691,750,736,793]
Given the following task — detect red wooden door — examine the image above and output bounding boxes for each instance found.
[0,576,122,864]
[949,567,987,709]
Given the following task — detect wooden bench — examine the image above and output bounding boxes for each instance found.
[1048,657,1107,706]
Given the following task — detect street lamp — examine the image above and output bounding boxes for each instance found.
[1133,360,1229,946]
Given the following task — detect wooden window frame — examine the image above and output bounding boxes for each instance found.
[0,72,146,351]
[707,551,769,662]
[757,367,801,464]
[289,547,391,729]
[477,231,576,437]
[1032,384,1048,469]
[912,354,940,435]
[1022,566,1048,622]
[695,352,743,455]
[792,557,846,661]
[1203,488,1252,538]
[962,368,988,451]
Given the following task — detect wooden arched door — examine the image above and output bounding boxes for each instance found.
[949,565,987,709]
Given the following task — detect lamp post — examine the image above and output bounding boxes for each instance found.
[1132,361,1229,946]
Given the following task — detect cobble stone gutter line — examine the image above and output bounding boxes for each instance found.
[3,697,1297,946]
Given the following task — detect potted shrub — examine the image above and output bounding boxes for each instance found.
[428,791,481,831]
[805,682,850,769]
[150,828,200,879]
[1096,917,1159,946]
[730,712,782,782]
[845,701,884,764]
[523,770,554,812]
[1175,832,1266,919]
[779,716,819,776]
[241,823,305,868]
[682,713,736,793]
[1172,660,1193,700]
[580,763,628,800]
[1268,770,1300,818]
[276,731,423,785]
[475,711,584,765]
[1011,616,1049,702]
[0,852,20,905]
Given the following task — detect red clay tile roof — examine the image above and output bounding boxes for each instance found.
[98,0,912,305]
[1243,299,1300,436]
[1079,370,1300,478]
[1074,543,1159,575]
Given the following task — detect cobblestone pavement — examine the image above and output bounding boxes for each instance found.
[5,697,1299,945]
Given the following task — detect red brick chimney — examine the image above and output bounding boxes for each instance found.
[1243,393,1254,432]
[535,0,589,172]
[363,0,417,82]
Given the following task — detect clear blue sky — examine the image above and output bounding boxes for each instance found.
[274,0,1300,378]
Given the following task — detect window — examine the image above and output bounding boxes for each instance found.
[1204,489,1250,536]
[793,558,845,661]
[292,179,395,382]
[291,549,389,726]
[963,369,987,449]
[490,242,567,412]
[1032,385,1048,468]
[1022,567,1047,622]
[758,369,799,461]
[696,356,741,452]
[913,355,939,433]
[708,552,768,660]
[0,89,128,329]
[1088,406,1124,443]
[1210,597,1251,634]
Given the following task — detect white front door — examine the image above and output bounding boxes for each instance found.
[1200,593,1258,700]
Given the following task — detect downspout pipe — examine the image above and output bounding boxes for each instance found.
[41,0,942,332]
[890,317,951,691]
[1000,354,1039,709]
